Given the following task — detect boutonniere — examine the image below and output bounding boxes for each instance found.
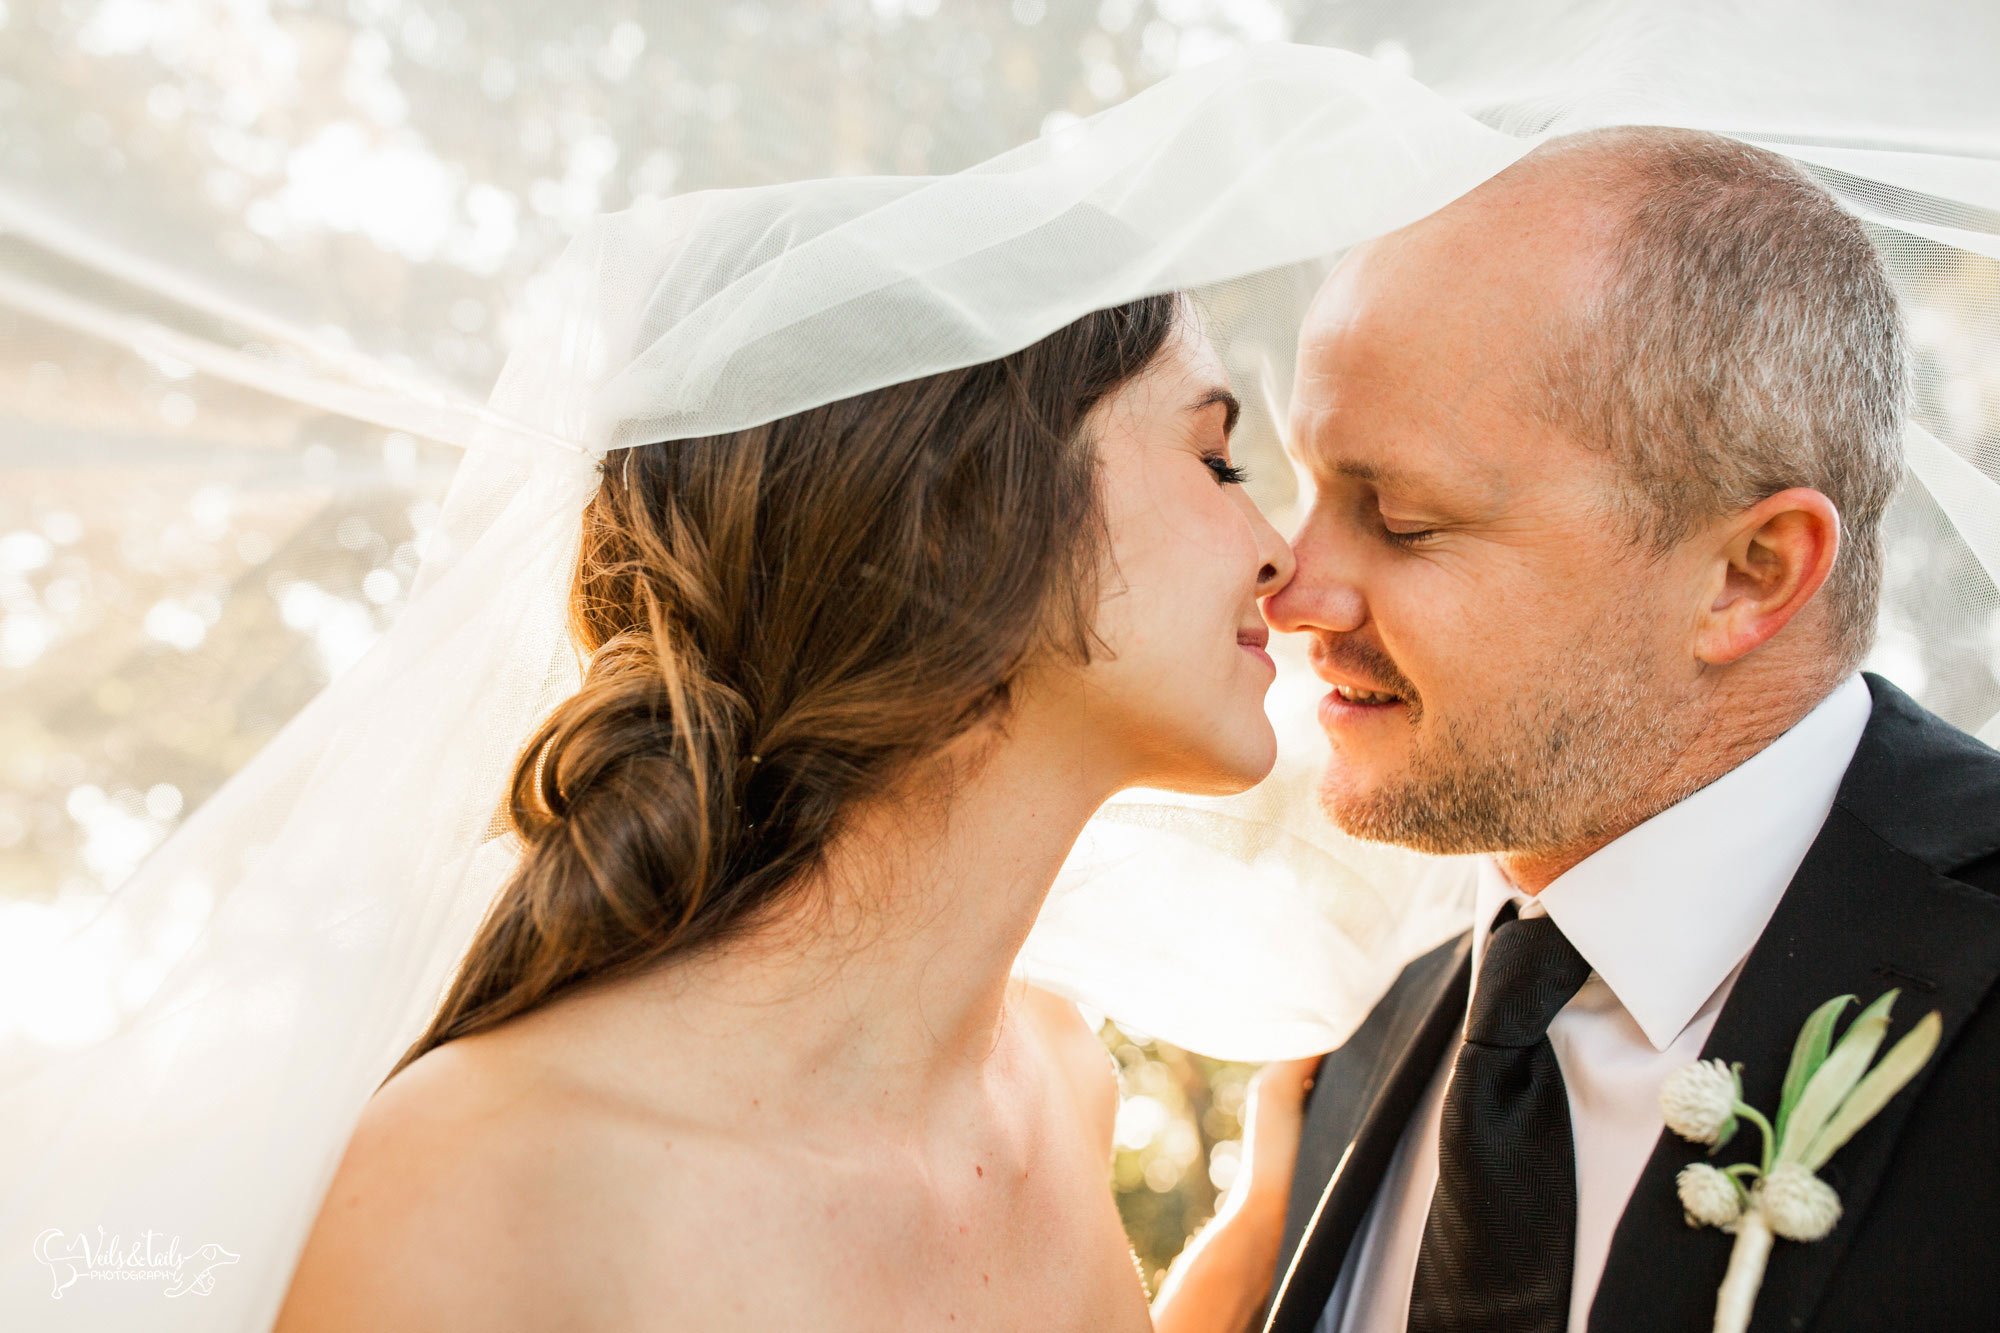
[1658,989,1942,1333]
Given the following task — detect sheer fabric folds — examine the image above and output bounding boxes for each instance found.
[3,11,1997,1327]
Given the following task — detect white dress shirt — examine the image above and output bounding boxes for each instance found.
[1320,672,1873,1333]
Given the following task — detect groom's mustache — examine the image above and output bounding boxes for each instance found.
[1308,636,1421,709]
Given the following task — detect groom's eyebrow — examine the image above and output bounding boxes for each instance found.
[1333,459,1413,486]
[1329,457,1464,500]
[1187,387,1241,438]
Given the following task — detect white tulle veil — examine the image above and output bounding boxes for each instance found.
[4,3,1998,1327]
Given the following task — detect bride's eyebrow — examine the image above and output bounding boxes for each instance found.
[1186,386,1241,438]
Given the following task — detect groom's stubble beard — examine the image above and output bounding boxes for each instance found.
[1317,606,1713,858]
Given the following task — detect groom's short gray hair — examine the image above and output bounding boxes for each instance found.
[1532,126,1908,673]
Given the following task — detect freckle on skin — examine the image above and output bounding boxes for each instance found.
[975,1165,983,1178]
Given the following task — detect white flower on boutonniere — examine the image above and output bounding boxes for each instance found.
[1675,1162,1745,1228]
[1662,1058,1739,1145]
[1659,988,1943,1333]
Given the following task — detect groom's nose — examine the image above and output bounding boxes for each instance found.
[1265,522,1367,635]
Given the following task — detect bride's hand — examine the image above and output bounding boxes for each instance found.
[1149,1054,1324,1333]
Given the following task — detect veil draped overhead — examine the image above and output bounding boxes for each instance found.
[3,3,1997,1326]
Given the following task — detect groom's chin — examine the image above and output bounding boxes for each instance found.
[1314,760,1450,853]
[1315,762,1393,842]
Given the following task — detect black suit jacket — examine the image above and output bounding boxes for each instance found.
[1264,673,2000,1333]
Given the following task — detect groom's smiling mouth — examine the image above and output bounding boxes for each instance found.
[1320,679,1408,723]
[1328,683,1403,705]
[1309,642,1418,730]
[1318,676,1412,733]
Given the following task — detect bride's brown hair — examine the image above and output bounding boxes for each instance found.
[391,294,1182,1076]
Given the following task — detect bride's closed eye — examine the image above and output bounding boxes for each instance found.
[1205,453,1251,486]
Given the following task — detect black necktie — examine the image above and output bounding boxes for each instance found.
[1408,902,1595,1333]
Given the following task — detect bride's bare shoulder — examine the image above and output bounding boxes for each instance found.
[274,1037,573,1331]
[274,1029,723,1332]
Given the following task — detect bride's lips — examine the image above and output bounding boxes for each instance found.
[1237,626,1275,673]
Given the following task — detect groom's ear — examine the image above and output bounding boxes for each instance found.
[1692,487,1842,668]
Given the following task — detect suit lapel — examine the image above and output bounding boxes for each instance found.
[1263,932,1470,1333]
[1591,678,2000,1332]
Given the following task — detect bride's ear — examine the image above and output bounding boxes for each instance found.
[1692,487,1842,667]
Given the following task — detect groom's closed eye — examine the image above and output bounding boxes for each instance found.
[1379,515,1440,546]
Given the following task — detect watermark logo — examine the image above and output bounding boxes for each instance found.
[33,1227,238,1299]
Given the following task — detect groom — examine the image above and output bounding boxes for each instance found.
[1259,127,2000,1332]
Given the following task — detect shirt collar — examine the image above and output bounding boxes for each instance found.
[1472,672,1873,1052]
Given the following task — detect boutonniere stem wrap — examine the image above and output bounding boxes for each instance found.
[1659,989,1942,1333]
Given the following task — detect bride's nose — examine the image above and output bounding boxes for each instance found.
[1253,506,1297,599]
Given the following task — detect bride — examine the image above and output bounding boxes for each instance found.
[273,292,1314,1330]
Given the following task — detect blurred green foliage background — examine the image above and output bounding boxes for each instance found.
[1102,1024,1254,1289]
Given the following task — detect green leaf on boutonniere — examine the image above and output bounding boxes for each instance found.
[1801,1009,1943,1170]
[1775,994,1853,1147]
[1777,989,1899,1163]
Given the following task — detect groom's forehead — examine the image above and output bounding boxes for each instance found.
[1289,327,1528,454]
[1289,262,1598,475]
[1302,181,1615,365]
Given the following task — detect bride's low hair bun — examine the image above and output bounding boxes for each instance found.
[390,292,1183,1074]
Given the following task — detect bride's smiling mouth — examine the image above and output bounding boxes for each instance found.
[1237,625,1275,672]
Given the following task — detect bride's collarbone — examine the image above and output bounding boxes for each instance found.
[591,1130,1142,1332]
[318,985,1141,1328]
[465,1020,1133,1324]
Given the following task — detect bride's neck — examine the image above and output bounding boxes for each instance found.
[623,703,1121,1115]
